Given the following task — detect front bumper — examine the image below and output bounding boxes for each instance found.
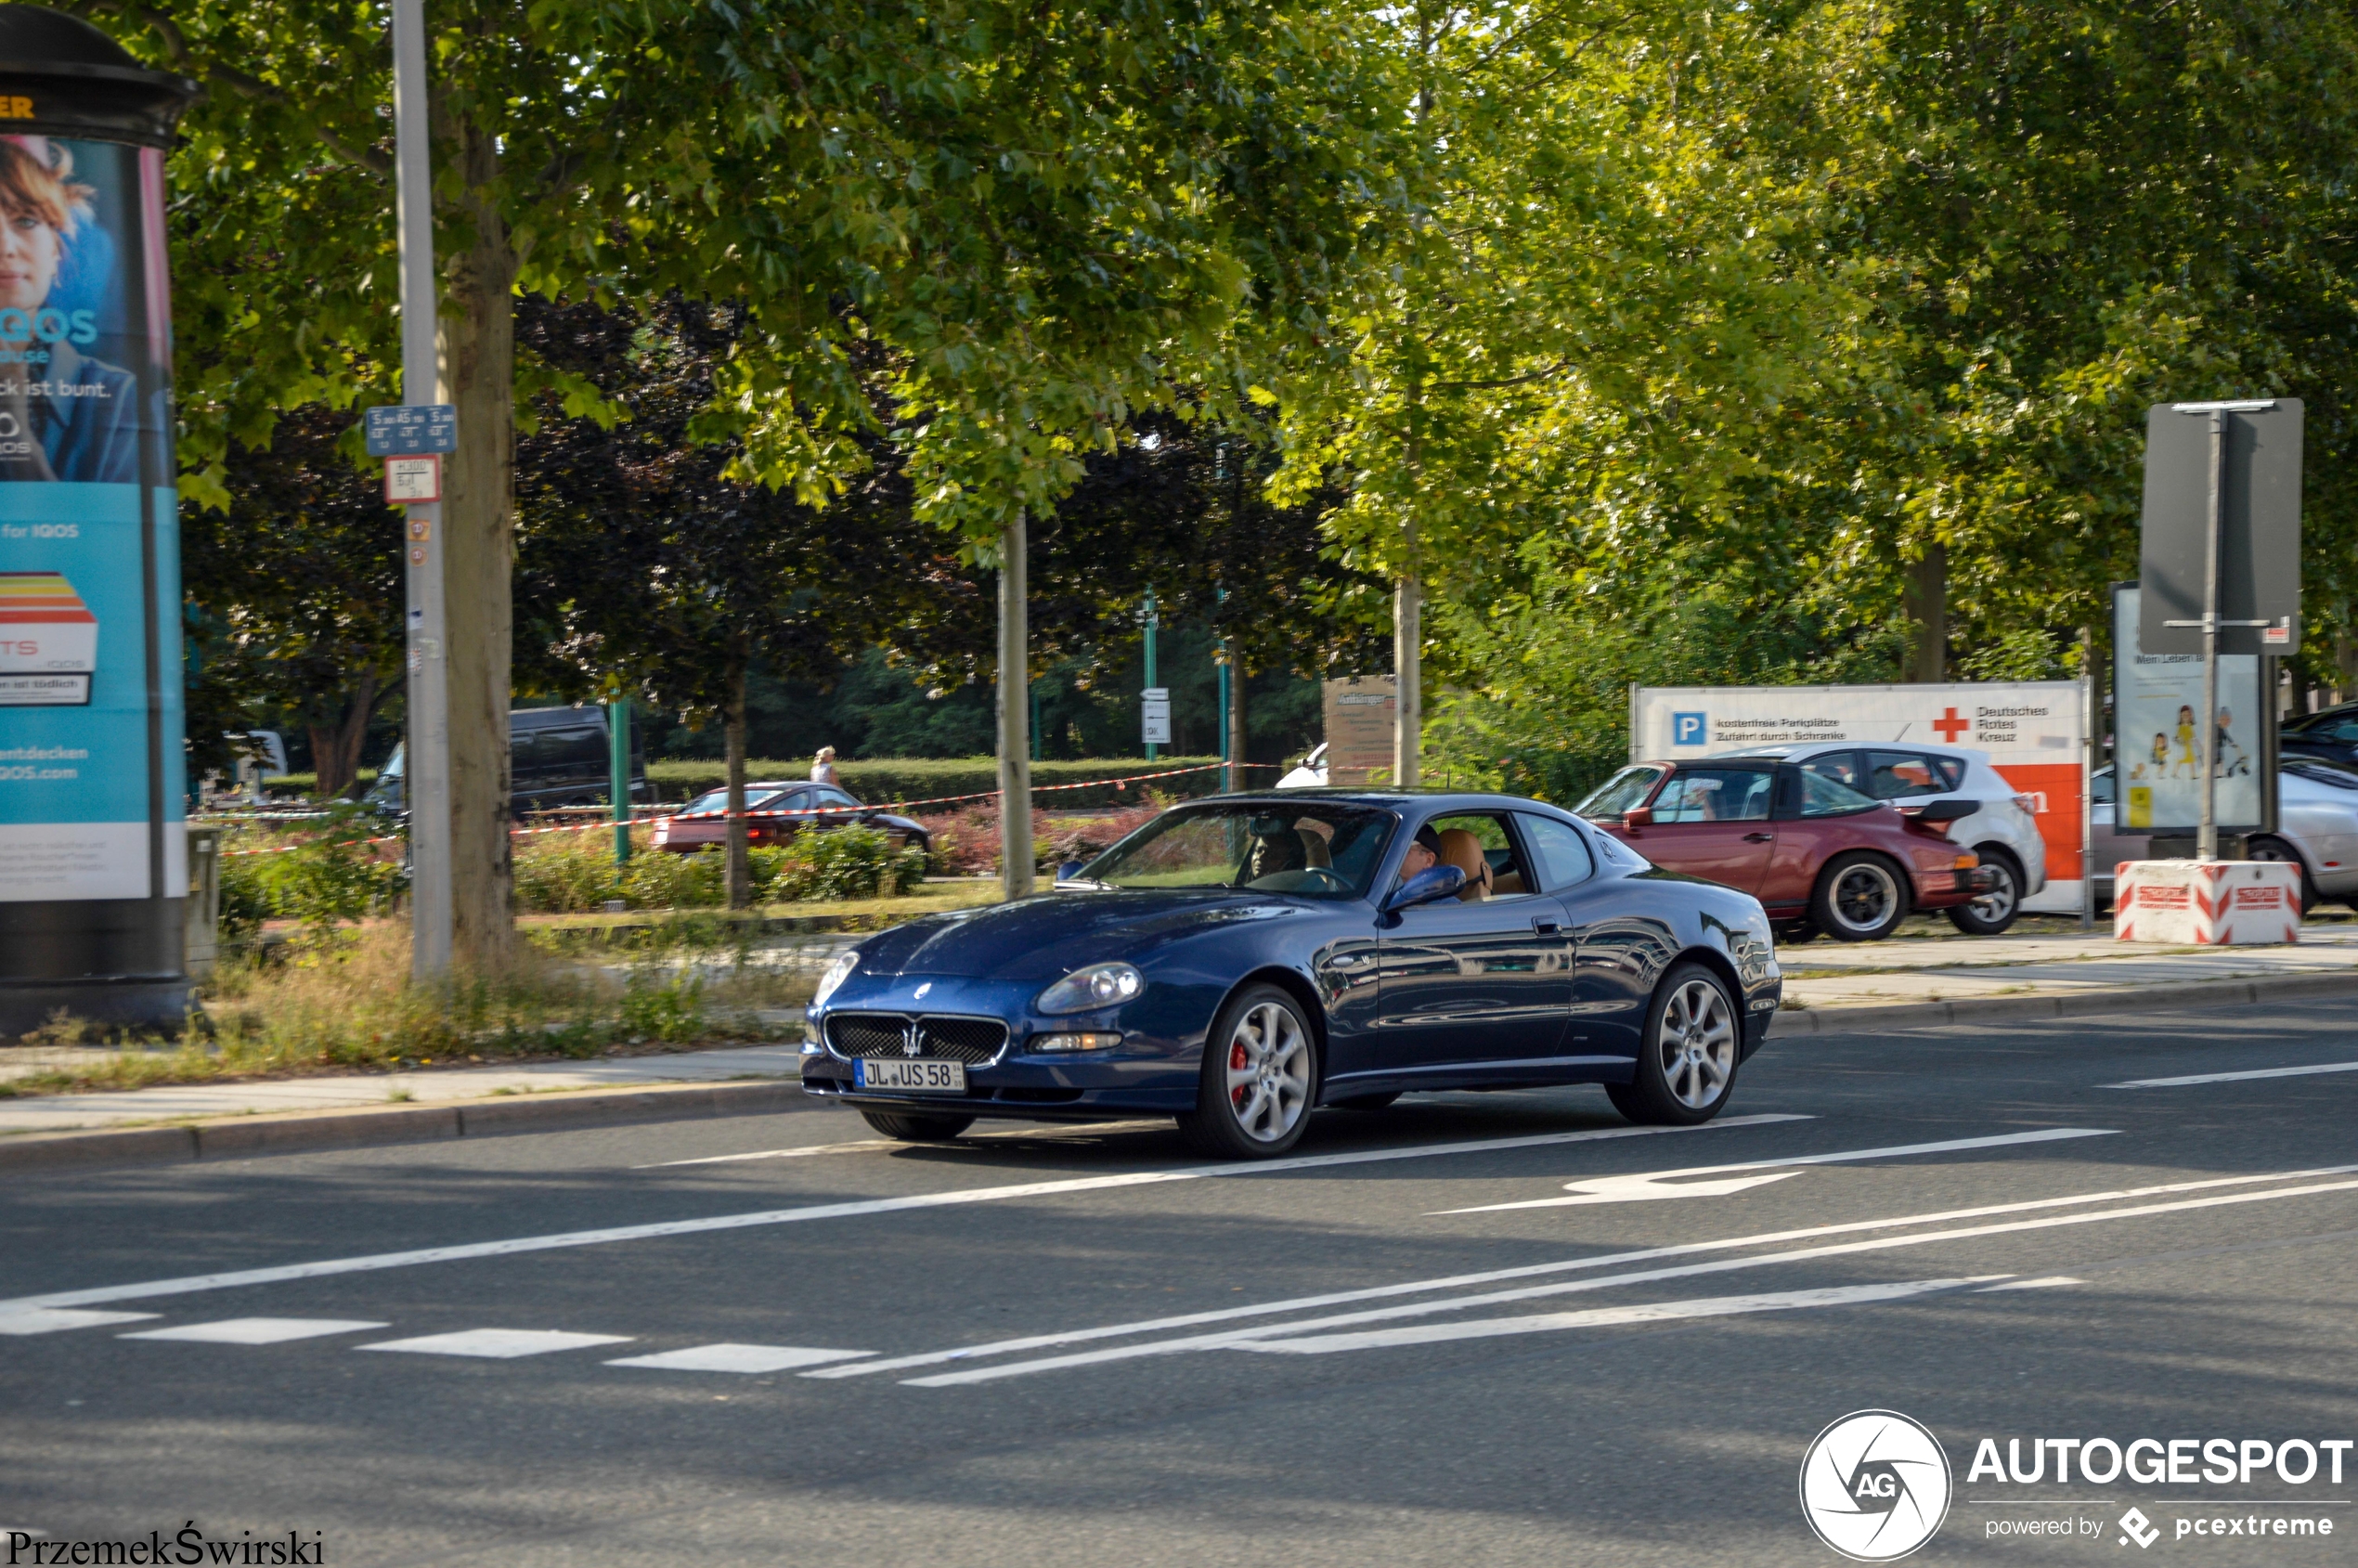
[802,973,1200,1119]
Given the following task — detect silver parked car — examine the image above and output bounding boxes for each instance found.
[1716,741,2049,934]
[2091,758,2358,914]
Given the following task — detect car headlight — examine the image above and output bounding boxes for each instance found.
[1036,961,1145,1015]
[813,950,859,1008]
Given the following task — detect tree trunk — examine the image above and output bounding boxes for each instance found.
[307,669,380,799]
[439,116,518,971]
[1902,543,1947,683]
[2336,615,2355,706]
[1393,564,1421,786]
[725,667,752,910]
[996,513,1034,900]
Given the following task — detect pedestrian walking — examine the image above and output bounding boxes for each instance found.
[811,746,840,786]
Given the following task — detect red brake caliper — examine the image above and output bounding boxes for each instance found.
[1230,1040,1250,1108]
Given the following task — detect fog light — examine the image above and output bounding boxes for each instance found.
[1032,1031,1121,1052]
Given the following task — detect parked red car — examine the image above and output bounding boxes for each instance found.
[650,781,932,856]
[1575,758,1993,941]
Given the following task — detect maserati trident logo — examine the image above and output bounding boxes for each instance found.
[1799,1410,1952,1562]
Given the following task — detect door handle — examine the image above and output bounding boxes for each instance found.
[1743,832,1774,843]
[1531,917,1562,936]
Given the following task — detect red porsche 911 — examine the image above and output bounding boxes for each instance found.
[1575,759,1994,941]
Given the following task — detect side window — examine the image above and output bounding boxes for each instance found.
[1924,755,1966,791]
[1654,768,1775,823]
[1801,752,1864,791]
[1517,814,1595,891]
[1864,750,1942,799]
[813,786,860,808]
[1799,771,1877,817]
[1424,812,1535,901]
[2090,769,2117,805]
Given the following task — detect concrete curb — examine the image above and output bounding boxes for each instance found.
[1770,968,2358,1038]
[0,1076,817,1175]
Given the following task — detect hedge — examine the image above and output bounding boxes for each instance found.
[647,756,1227,811]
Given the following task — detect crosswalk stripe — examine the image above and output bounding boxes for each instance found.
[604,1344,874,1373]
[358,1328,632,1359]
[0,1309,157,1336]
[120,1318,390,1345]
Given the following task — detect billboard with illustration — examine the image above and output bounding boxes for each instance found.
[2111,584,2264,834]
[0,133,184,903]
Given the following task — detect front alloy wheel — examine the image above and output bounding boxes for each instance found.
[1177,984,1317,1158]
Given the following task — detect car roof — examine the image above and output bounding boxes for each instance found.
[1716,741,1994,762]
[1197,787,1575,815]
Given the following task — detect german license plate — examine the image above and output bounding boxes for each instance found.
[855,1057,966,1094]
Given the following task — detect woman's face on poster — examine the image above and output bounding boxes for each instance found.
[0,203,60,317]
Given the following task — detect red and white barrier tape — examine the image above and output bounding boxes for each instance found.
[214,760,1279,856]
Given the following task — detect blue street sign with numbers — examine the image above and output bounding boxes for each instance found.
[365,404,458,456]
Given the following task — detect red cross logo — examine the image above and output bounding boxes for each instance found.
[1932,707,1969,743]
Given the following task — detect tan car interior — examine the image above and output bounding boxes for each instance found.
[1432,819,1531,901]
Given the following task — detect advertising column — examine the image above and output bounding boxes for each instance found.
[0,7,195,1033]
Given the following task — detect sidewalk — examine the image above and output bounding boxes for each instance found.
[1771,921,2358,1033]
[6,919,2355,1168]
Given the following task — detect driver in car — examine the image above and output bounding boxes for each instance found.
[1393,823,1444,888]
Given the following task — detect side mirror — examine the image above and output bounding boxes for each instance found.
[1910,798,1980,823]
[1056,860,1087,883]
[1623,806,1654,829]
[1384,863,1467,913]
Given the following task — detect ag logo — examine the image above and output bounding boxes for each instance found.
[1798,1409,1952,1562]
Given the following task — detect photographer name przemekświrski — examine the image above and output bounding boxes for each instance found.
[6,1524,325,1565]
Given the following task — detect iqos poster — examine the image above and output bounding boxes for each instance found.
[0,133,183,901]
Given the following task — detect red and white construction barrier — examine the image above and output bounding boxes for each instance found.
[2114,859,2301,945]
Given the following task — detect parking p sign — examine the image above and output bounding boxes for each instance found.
[1672,712,1707,746]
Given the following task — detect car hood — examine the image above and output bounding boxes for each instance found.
[853,890,1310,982]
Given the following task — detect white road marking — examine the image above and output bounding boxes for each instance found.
[0,1114,1807,1315]
[2102,1060,2358,1090]
[814,1160,2358,1381]
[1437,1128,2117,1212]
[604,1344,874,1373]
[0,1309,157,1336]
[1233,1277,1999,1354]
[119,1318,389,1345]
[640,1121,1178,1168]
[1976,1276,2084,1291]
[358,1328,633,1359]
[900,1170,2358,1385]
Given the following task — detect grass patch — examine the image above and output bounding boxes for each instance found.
[5,922,815,1098]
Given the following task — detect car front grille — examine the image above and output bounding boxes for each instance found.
[826,1012,1009,1065]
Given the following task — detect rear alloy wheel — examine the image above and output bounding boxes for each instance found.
[1605,962,1742,1125]
[859,1109,976,1143]
[1176,984,1317,1158]
[1811,851,1909,941]
[2245,837,2317,915]
[1946,848,2023,936]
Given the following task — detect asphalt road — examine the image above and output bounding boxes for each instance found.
[6,1000,2357,1567]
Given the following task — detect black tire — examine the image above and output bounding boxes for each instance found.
[1328,1091,1400,1111]
[1174,984,1319,1159]
[859,1108,975,1143]
[1811,851,1910,941]
[1606,961,1743,1125]
[1946,847,2024,936]
[2245,837,2317,915]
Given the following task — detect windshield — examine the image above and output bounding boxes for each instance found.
[1078,803,1398,898]
[680,787,791,816]
[1575,766,1665,819]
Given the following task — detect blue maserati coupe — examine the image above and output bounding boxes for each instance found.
[801,789,1782,1159]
